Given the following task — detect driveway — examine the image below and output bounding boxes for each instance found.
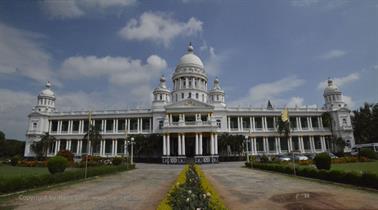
[201,162,378,210]
[2,164,182,210]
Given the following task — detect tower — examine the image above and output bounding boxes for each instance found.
[323,78,355,150]
[34,81,56,113]
[171,43,209,103]
[152,75,171,109]
[25,81,56,157]
[209,78,225,107]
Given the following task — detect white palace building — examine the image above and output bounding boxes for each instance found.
[24,44,355,164]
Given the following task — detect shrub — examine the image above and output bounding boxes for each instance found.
[10,155,20,166]
[260,155,269,163]
[47,156,68,174]
[313,153,331,170]
[112,157,123,166]
[359,148,377,159]
[57,150,74,162]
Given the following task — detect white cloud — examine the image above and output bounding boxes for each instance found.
[319,49,347,60]
[232,76,305,106]
[60,54,167,86]
[287,96,304,108]
[291,0,347,9]
[342,95,355,108]
[317,72,359,89]
[40,0,136,19]
[118,12,203,47]
[0,22,54,83]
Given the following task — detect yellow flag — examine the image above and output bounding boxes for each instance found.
[281,108,289,122]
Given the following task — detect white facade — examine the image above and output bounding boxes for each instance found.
[25,44,355,163]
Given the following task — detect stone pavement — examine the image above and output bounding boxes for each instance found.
[1,164,182,210]
[201,161,378,210]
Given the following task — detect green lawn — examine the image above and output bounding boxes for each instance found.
[330,161,378,174]
[0,165,78,178]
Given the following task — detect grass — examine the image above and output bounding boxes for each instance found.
[330,161,378,175]
[0,164,78,178]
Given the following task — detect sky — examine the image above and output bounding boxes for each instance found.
[0,0,377,140]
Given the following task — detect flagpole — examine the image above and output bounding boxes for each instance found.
[85,111,91,179]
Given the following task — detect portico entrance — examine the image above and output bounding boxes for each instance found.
[161,132,219,164]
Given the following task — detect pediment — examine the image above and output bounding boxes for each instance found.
[165,99,214,110]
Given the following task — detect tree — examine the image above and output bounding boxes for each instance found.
[352,103,378,144]
[83,125,103,155]
[277,117,291,143]
[0,130,5,157]
[218,134,244,156]
[31,132,56,160]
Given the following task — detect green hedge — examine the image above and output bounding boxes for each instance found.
[0,164,135,194]
[248,162,378,189]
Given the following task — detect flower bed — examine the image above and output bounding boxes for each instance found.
[157,164,227,210]
[247,162,378,190]
[0,164,135,194]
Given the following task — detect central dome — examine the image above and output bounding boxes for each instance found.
[178,43,204,68]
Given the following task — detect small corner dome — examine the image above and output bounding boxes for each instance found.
[39,81,55,97]
[323,79,340,96]
[178,43,204,68]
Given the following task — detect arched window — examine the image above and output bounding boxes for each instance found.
[196,93,199,99]
[188,92,192,98]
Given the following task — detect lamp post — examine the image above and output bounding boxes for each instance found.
[85,111,92,179]
[245,135,249,163]
[127,137,135,165]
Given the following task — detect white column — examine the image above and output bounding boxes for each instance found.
[210,133,214,155]
[111,139,115,156]
[167,134,170,156]
[299,136,304,153]
[195,133,199,155]
[240,117,244,131]
[58,121,62,134]
[115,139,118,156]
[308,117,313,130]
[178,134,182,155]
[79,120,83,134]
[68,120,72,134]
[276,137,281,154]
[310,136,315,153]
[163,135,167,155]
[253,137,257,155]
[137,118,140,133]
[319,116,324,129]
[297,117,302,130]
[264,137,268,153]
[199,133,203,155]
[288,137,292,152]
[114,119,117,133]
[54,140,58,155]
[214,133,218,155]
[227,117,230,131]
[88,141,92,155]
[49,121,52,133]
[127,119,130,133]
[252,117,256,131]
[99,140,103,156]
[321,136,326,152]
[124,139,127,155]
[263,117,268,131]
[249,117,253,132]
[182,134,186,155]
[66,140,70,151]
[102,120,106,133]
[77,140,81,156]
[237,117,240,131]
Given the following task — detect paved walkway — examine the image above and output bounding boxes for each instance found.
[2,164,182,210]
[202,162,378,210]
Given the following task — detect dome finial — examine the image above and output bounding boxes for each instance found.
[46,81,51,88]
[328,77,333,86]
[187,42,194,53]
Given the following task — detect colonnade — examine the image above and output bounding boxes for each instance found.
[162,133,218,156]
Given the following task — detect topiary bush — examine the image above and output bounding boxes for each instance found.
[10,155,20,166]
[57,150,74,162]
[313,152,331,170]
[47,156,68,174]
[359,148,377,159]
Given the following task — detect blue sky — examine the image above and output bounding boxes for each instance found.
[0,0,377,140]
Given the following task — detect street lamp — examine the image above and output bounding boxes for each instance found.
[127,137,135,165]
[245,135,249,163]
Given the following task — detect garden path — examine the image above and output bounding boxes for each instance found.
[2,163,182,210]
[202,161,378,210]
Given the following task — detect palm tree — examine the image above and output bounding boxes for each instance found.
[31,132,56,160]
[83,125,103,155]
[277,117,291,141]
